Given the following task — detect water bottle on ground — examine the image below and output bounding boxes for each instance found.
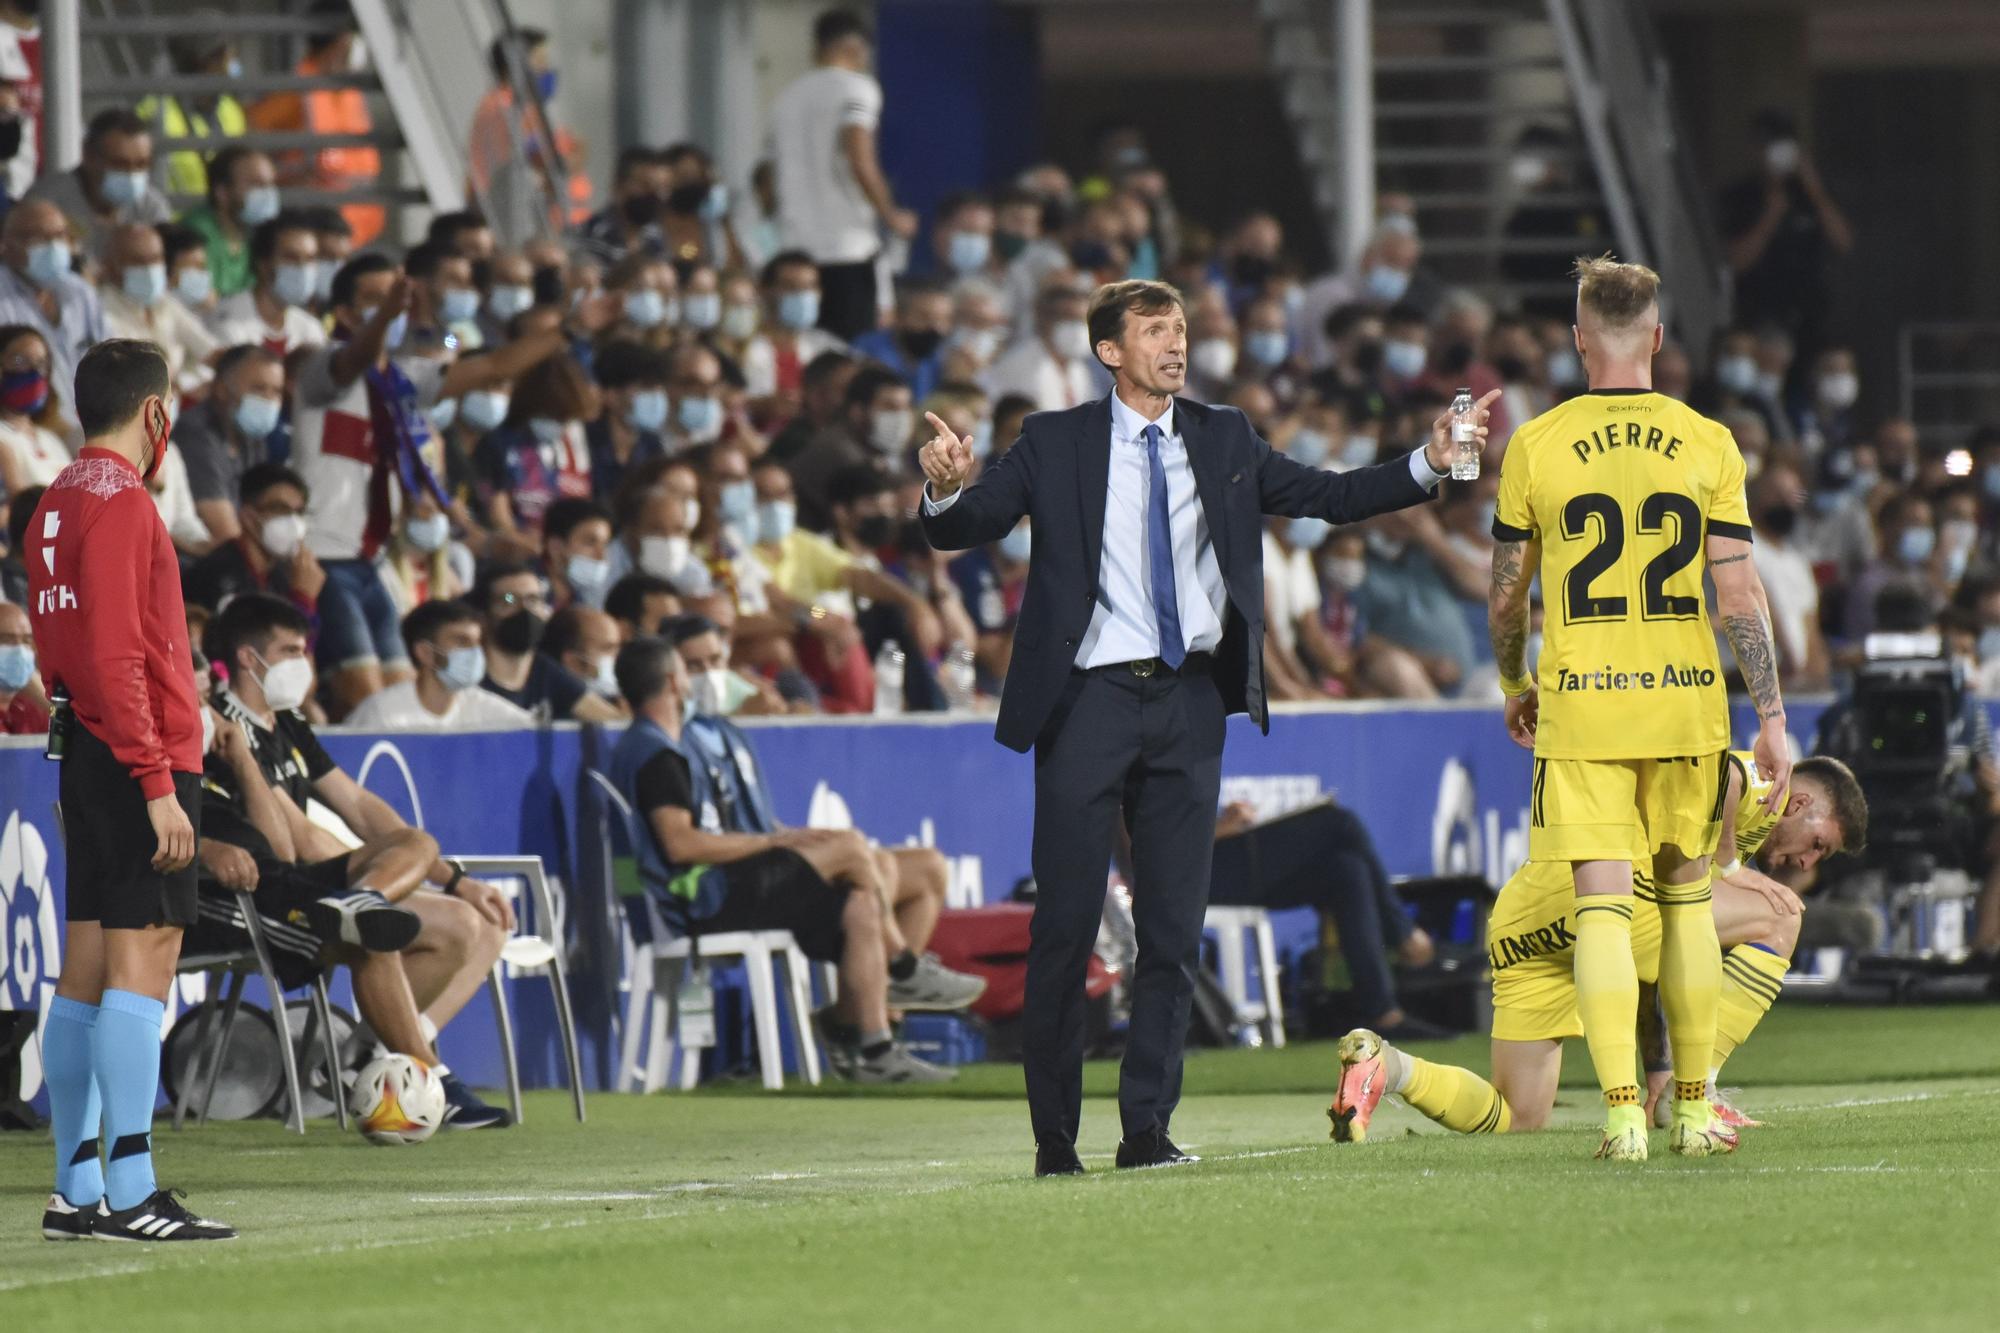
[873,640,906,715]
[944,643,977,711]
[1449,386,1479,480]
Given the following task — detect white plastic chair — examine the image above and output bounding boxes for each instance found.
[585,770,821,1092]
[1204,905,1287,1048]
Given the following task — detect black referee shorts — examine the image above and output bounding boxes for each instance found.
[700,849,850,962]
[59,718,201,930]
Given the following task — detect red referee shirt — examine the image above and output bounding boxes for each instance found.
[25,448,202,800]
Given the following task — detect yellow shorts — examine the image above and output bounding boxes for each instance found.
[1488,861,1662,1042]
[1526,750,1729,865]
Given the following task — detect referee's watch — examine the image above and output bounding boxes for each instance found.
[441,859,467,895]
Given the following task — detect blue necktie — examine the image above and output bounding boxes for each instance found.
[1142,423,1185,669]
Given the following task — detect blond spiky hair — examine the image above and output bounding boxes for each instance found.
[1573,254,1661,330]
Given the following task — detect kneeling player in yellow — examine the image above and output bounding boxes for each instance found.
[1327,751,1866,1143]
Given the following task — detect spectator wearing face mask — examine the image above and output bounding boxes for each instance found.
[401,240,485,354]
[542,495,615,611]
[930,191,1001,287]
[380,492,464,614]
[1350,506,1482,696]
[1300,213,1432,367]
[1698,326,1784,445]
[987,278,1096,412]
[480,251,537,342]
[1792,345,1861,455]
[0,324,70,495]
[1260,513,1337,701]
[586,339,669,503]
[24,107,172,261]
[575,145,673,268]
[345,600,535,730]
[471,26,590,243]
[659,141,745,273]
[0,599,46,732]
[605,456,709,596]
[207,211,326,358]
[1207,211,1285,314]
[1235,295,1303,404]
[850,276,952,401]
[665,341,753,455]
[1718,107,1854,358]
[0,200,108,442]
[1375,303,1432,408]
[939,279,1008,385]
[1801,439,1882,584]
[175,344,284,543]
[474,350,597,557]
[765,348,856,465]
[825,464,948,708]
[183,146,282,300]
[1935,487,1983,592]
[742,250,847,417]
[740,457,876,714]
[184,462,324,621]
[678,262,725,339]
[601,251,681,351]
[1843,492,1941,643]
[471,562,620,724]
[1307,530,1433,699]
[247,4,383,245]
[948,511,1030,693]
[159,223,217,322]
[1750,463,1829,690]
[541,604,631,716]
[785,364,910,532]
[1183,293,1240,401]
[99,223,220,401]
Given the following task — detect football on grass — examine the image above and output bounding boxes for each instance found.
[350,1054,446,1145]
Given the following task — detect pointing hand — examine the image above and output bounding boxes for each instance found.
[918,411,975,497]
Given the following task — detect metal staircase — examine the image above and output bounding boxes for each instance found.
[1261,0,1727,357]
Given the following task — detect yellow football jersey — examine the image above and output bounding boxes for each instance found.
[1724,748,1785,864]
[1494,388,1752,758]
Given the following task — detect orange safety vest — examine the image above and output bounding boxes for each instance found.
[467,86,591,230]
[248,51,385,245]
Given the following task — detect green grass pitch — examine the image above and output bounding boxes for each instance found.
[3,1003,1995,1331]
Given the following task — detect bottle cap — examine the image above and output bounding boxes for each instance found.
[1455,386,1471,396]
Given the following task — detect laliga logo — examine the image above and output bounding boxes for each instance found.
[1,810,61,1100]
[1431,759,1530,886]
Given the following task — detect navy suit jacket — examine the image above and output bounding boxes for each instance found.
[921,392,1436,753]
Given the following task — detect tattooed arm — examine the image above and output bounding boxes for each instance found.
[1710,534,1793,809]
[1489,535,1540,748]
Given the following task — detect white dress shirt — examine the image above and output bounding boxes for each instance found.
[926,393,1447,668]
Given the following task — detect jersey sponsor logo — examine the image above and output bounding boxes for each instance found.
[34,585,77,613]
[1551,662,1719,692]
[1487,917,1577,971]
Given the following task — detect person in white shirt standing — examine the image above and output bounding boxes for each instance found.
[767,9,916,341]
[344,600,535,731]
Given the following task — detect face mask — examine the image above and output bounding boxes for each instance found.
[952,325,1002,366]
[721,302,760,340]
[640,533,692,579]
[1818,372,1858,410]
[688,666,733,717]
[1244,330,1289,369]
[1189,338,1236,383]
[755,497,796,546]
[461,389,510,432]
[487,283,534,321]
[239,184,281,227]
[1545,347,1582,388]
[1342,434,1378,469]
[1366,530,1406,561]
[429,397,458,432]
[314,260,338,304]
[621,193,662,227]
[1287,516,1332,551]
[870,407,914,453]
[1052,319,1092,362]
[997,522,1032,563]
[717,479,755,527]
[1762,504,1799,540]
[899,327,944,360]
[272,262,317,308]
[668,181,712,215]
[403,510,450,552]
[624,288,668,328]
[1364,263,1410,303]
[0,642,34,691]
[626,388,669,433]
[1898,526,1936,565]
[1765,139,1800,175]
[98,167,149,208]
[0,367,49,415]
[1850,467,1879,494]
[676,394,723,441]
[969,417,995,460]
[1752,369,1783,403]
[682,291,721,330]
[234,392,282,439]
[121,261,167,307]
[436,645,487,692]
[566,553,611,599]
[529,416,566,445]
[440,287,481,325]
[1942,517,1979,554]
[776,289,820,331]
[175,266,212,306]
[257,653,314,712]
[699,183,730,222]
[583,653,617,699]
[1382,339,1426,380]
[854,514,894,548]
[947,230,992,274]
[536,68,559,102]
[1287,428,1331,469]
[1326,557,1366,591]
[25,239,72,288]
[259,512,308,559]
[494,609,546,655]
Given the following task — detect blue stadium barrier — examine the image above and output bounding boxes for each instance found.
[0,700,1829,1111]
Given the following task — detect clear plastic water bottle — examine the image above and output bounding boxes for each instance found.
[1449,386,1479,480]
[944,643,977,711]
[873,639,906,715]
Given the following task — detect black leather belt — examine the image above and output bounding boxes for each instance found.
[1078,651,1212,679]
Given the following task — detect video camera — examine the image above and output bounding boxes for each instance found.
[1820,631,1968,863]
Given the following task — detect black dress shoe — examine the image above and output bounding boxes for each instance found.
[1034,1142,1085,1177]
[1115,1128,1198,1169]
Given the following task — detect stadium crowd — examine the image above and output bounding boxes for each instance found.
[1,0,1997,1011]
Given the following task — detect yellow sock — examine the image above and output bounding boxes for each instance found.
[1656,869,1722,1093]
[1400,1056,1512,1134]
[1573,895,1641,1105]
[1712,943,1789,1075]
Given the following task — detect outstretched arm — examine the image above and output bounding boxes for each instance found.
[1489,534,1540,749]
[918,411,1034,552]
[1711,535,1791,810]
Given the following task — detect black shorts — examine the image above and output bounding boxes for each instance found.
[699,849,849,962]
[815,258,879,341]
[184,855,351,990]
[60,719,201,930]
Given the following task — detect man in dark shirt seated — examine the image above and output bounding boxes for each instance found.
[608,635,968,1083]
[182,461,324,620]
[473,561,623,723]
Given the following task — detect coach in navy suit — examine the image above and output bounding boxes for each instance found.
[919,280,1495,1175]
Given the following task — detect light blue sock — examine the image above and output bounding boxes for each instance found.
[43,995,103,1204]
[93,989,166,1211]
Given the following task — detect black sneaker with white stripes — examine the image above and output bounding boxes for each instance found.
[41,1192,96,1241]
[92,1188,236,1242]
[305,890,422,952]
[437,1068,512,1130]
